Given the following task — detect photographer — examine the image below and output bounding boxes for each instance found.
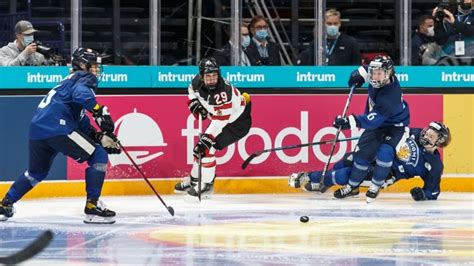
[0,20,46,66]
[432,0,474,57]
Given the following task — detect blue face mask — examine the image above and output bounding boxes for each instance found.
[326,25,339,37]
[242,35,251,48]
[255,29,268,40]
[23,35,34,46]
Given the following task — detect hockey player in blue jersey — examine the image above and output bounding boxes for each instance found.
[0,47,121,224]
[289,122,451,201]
[322,55,411,203]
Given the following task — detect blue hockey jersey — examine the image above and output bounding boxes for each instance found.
[356,76,410,129]
[29,71,98,140]
[393,128,443,200]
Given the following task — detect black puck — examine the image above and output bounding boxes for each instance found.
[300,216,309,223]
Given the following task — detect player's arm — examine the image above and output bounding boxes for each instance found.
[410,160,443,201]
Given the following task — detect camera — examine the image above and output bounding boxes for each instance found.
[32,41,52,56]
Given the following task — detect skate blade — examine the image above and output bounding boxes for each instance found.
[83,215,116,224]
[366,197,377,204]
[332,194,360,200]
[0,215,10,222]
[174,189,190,194]
[184,193,212,202]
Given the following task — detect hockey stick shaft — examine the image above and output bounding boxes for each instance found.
[197,115,202,202]
[116,141,175,216]
[241,136,359,169]
[0,230,53,265]
[319,85,357,191]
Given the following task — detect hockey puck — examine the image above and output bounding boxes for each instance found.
[300,216,309,223]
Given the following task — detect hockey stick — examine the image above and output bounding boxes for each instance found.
[0,230,53,265]
[241,136,359,170]
[319,85,357,193]
[197,115,203,202]
[115,140,175,216]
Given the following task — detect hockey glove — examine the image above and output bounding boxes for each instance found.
[193,134,215,159]
[188,99,208,119]
[333,115,358,130]
[92,104,115,133]
[98,132,121,154]
[348,69,366,88]
[410,187,427,201]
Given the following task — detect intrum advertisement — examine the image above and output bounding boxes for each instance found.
[67,94,443,179]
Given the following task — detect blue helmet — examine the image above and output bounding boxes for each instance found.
[368,55,394,88]
[71,47,101,71]
[420,121,451,148]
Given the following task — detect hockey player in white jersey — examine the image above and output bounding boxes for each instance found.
[174,57,252,198]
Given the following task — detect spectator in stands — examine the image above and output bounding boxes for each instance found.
[0,20,46,66]
[296,9,360,66]
[432,0,474,58]
[412,15,435,65]
[246,15,281,66]
[213,23,252,66]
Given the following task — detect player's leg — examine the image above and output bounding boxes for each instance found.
[366,126,409,203]
[187,104,252,198]
[1,139,57,221]
[289,153,354,191]
[48,130,115,223]
[334,129,382,198]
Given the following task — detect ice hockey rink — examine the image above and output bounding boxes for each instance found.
[0,192,472,265]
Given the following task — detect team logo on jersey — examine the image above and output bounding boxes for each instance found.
[109,109,167,166]
[396,136,419,166]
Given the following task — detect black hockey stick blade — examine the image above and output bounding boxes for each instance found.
[241,152,263,170]
[167,206,175,216]
[0,230,53,265]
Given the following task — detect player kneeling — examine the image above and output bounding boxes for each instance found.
[0,48,120,224]
[289,122,451,202]
[174,58,252,198]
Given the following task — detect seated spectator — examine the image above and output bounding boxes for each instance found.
[246,15,281,66]
[432,0,474,58]
[296,9,360,66]
[0,20,46,66]
[213,23,252,66]
[412,15,435,65]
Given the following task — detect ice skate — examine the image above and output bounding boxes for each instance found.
[187,182,214,199]
[84,199,116,224]
[366,184,381,203]
[174,176,192,194]
[333,185,359,199]
[0,198,15,221]
[288,172,309,189]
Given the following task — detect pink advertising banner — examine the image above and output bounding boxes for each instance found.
[67,94,443,180]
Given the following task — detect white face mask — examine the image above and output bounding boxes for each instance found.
[426,26,435,37]
[23,35,34,46]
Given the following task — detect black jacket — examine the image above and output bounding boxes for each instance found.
[296,33,361,66]
[411,31,435,65]
[212,42,251,66]
[245,39,281,66]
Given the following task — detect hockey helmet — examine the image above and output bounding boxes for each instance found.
[420,121,451,148]
[368,55,394,88]
[71,47,102,76]
[198,57,220,90]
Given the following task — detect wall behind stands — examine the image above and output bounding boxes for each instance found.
[0,66,472,198]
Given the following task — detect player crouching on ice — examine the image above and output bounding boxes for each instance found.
[289,122,451,202]
[0,48,121,224]
[174,57,252,198]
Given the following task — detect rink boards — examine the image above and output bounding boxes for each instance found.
[0,94,472,197]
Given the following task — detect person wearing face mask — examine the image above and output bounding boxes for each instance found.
[0,20,46,66]
[246,15,281,66]
[213,23,252,66]
[432,0,474,59]
[296,9,360,66]
[412,15,436,65]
